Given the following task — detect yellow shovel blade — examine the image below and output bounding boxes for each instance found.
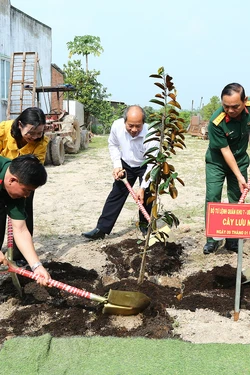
[242,267,250,284]
[102,289,150,315]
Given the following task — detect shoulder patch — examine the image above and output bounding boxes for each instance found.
[212,112,226,126]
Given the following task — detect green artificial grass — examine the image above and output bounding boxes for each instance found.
[0,335,249,375]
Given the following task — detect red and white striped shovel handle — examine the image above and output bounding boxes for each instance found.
[7,261,105,303]
[238,179,250,204]
[7,216,13,249]
[120,176,151,223]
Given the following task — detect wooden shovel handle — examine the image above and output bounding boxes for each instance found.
[7,261,105,303]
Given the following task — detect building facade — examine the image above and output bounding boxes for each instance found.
[0,0,52,120]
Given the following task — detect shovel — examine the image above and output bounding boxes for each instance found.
[120,172,170,245]
[6,216,23,297]
[238,180,250,284]
[5,260,150,316]
[233,181,250,320]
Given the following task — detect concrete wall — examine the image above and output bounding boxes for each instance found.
[0,0,11,57]
[0,0,52,120]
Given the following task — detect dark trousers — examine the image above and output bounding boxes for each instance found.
[97,160,152,234]
[0,191,34,260]
[205,161,248,243]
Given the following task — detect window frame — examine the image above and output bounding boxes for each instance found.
[1,56,10,101]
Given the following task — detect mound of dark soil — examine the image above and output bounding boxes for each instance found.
[0,239,249,344]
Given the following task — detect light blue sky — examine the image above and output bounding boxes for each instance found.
[10,0,250,110]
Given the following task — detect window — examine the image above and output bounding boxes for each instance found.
[1,59,10,100]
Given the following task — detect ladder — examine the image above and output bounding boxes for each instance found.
[6,52,39,119]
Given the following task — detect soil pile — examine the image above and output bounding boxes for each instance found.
[1,238,249,345]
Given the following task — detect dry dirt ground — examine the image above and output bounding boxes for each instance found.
[1,134,250,346]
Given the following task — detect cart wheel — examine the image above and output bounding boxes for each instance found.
[80,129,89,150]
[44,140,52,165]
[63,116,81,154]
[51,137,65,166]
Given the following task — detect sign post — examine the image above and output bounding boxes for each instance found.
[206,202,250,321]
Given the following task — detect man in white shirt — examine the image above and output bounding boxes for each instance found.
[82,105,159,240]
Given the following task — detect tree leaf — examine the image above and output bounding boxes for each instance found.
[159,177,171,191]
[149,74,162,79]
[166,75,175,91]
[145,171,151,181]
[158,67,164,75]
[163,162,170,174]
[152,204,158,219]
[158,230,169,243]
[154,82,165,90]
[171,172,178,180]
[148,121,161,130]
[155,93,164,99]
[169,164,175,171]
[156,151,166,163]
[150,99,165,107]
[145,129,161,138]
[171,213,180,227]
[170,148,176,155]
[166,74,173,84]
[168,108,179,116]
[171,132,176,141]
[168,93,176,100]
[150,165,161,182]
[177,177,185,186]
[177,138,186,147]
[147,196,156,204]
[143,137,160,144]
[150,182,156,193]
[168,100,181,109]
[140,158,155,167]
[169,185,178,199]
[173,143,184,149]
[178,132,186,139]
[159,190,167,195]
[144,146,159,156]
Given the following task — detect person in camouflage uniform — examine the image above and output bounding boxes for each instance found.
[204,83,250,254]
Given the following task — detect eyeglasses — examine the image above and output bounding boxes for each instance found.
[20,122,44,138]
[23,130,44,138]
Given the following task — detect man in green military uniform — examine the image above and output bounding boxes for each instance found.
[0,154,50,285]
[204,83,250,254]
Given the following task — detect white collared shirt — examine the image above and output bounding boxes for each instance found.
[108,118,159,189]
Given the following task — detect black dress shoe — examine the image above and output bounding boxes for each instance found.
[225,239,238,252]
[82,227,105,240]
[203,241,220,255]
[13,253,27,267]
[15,259,28,267]
[140,226,148,236]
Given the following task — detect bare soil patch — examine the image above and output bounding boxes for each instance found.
[1,135,250,346]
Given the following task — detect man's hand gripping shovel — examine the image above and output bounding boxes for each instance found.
[1,259,150,315]
[119,170,170,245]
[0,216,150,315]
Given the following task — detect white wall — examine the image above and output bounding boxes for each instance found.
[0,0,52,120]
[63,100,84,126]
